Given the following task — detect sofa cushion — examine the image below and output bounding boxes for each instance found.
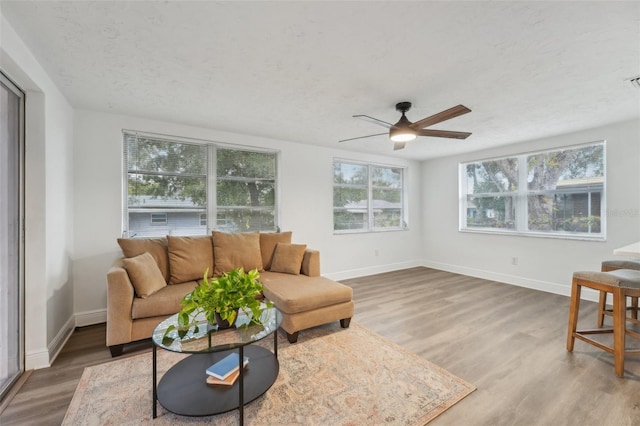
[167,235,214,284]
[117,237,170,283]
[122,252,167,298]
[213,231,263,275]
[270,243,307,275]
[259,231,292,270]
[260,271,353,314]
[131,281,198,319]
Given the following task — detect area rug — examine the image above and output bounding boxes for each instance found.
[62,322,475,425]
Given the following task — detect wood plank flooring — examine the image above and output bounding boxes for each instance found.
[2,267,640,425]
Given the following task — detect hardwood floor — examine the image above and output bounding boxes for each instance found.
[2,267,640,425]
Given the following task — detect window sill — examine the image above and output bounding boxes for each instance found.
[459,227,606,242]
[334,227,409,235]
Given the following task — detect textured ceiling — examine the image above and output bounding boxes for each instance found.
[1,1,639,160]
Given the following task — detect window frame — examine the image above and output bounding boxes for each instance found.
[459,141,606,240]
[123,130,279,238]
[333,159,408,234]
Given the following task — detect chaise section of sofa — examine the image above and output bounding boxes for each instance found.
[259,272,354,343]
[106,231,354,356]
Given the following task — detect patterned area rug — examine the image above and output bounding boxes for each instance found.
[63,322,475,425]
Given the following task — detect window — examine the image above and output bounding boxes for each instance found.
[460,142,605,239]
[333,160,406,233]
[124,132,277,237]
[150,213,167,225]
[216,148,277,232]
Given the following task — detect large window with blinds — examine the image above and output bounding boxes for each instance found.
[124,132,278,237]
[333,160,406,233]
[460,141,605,239]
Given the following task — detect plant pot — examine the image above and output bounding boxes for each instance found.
[214,309,239,329]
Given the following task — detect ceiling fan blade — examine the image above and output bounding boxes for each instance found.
[393,142,407,151]
[339,132,388,143]
[410,105,471,130]
[353,115,393,129]
[417,129,472,139]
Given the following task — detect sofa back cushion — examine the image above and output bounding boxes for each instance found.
[213,231,263,276]
[270,243,307,275]
[117,237,170,283]
[167,235,215,284]
[259,231,292,270]
[122,252,167,298]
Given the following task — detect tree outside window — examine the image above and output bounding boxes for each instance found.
[333,161,405,233]
[461,142,605,238]
[216,149,276,232]
[124,133,277,237]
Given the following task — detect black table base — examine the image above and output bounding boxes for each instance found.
[156,345,279,417]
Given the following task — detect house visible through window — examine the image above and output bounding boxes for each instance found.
[124,131,278,237]
[333,160,406,233]
[460,141,605,239]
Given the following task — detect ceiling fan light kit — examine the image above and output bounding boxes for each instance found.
[340,101,472,150]
[389,127,417,142]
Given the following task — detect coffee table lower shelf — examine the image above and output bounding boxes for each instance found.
[156,345,279,417]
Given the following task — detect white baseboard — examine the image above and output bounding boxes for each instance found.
[326,259,423,281]
[25,315,75,370]
[25,311,105,371]
[25,348,50,371]
[421,260,601,302]
[75,308,107,327]
[48,315,75,366]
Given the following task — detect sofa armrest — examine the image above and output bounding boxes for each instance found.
[106,261,135,347]
[301,249,320,277]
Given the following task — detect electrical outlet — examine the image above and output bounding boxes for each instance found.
[374,249,379,256]
[511,256,518,265]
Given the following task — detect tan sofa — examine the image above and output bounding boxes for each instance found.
[106,231,354,356]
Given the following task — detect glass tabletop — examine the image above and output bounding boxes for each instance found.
[152,305,281,354]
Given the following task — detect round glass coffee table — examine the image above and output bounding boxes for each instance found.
[151,306,281,424]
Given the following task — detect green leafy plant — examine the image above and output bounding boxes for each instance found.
[163,267,272,341]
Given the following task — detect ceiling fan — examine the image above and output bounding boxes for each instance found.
[339,102,472,150]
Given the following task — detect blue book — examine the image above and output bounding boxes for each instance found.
[205,353,249,380]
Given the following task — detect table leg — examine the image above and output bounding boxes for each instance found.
[239,346,244,425]
[152,344,157,419]
[274,328,278,358]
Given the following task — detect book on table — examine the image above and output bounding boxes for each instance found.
[206,368,242,386]
[205,352,249,380]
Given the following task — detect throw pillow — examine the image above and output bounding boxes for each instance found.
[212,231,263,276]
[259,231,292,270]
[117,237,170,283]
[122,252,167,298]
[167,235,215,284]
[270,243,307,275]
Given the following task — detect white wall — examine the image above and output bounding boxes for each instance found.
[72,110,423,323]
[1,16,75,369]
[421,119,640,301]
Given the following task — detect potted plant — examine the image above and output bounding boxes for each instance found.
[166,267,273,340]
